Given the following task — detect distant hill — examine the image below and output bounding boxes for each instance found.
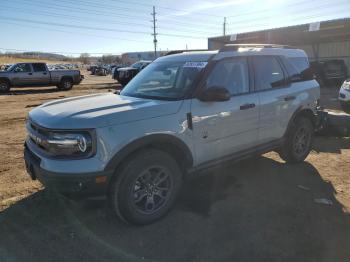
[21,52,67,60]
[0,52,71,62]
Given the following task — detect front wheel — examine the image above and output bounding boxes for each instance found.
[279,116,314,163]
[109,149,182,225]
[0,80,10,92]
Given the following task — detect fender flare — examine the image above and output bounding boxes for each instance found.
[104,134,194,173]
[284,106,316,137]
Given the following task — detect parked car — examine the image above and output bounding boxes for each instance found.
[0,62,83,92]
[339,79,350,110]
[24,44,320,225]
[111,65,126,81]
[88,65,98,75]
[311,59,348,87]
[116,60,151,86]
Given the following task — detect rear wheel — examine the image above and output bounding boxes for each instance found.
[109,149,182,225]
[279,116,314,163]
[58,78,73,90]
[0,80,10,92]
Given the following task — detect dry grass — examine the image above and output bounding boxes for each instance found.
[0,56,72,65]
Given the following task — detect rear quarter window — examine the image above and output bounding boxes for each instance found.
[288,57,310,74]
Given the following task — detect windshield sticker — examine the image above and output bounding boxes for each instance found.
[183,62,208,68]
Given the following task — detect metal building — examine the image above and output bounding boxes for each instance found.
[208,18,350,74]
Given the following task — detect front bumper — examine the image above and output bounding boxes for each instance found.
[24,144,112,196]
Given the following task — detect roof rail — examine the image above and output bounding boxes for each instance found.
[219,44,297,52]
[165,49,208,56]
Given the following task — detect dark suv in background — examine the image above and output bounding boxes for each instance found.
[113,60,151,86]
[311,59,348,87]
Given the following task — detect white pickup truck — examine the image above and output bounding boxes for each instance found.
[0,62,83,92]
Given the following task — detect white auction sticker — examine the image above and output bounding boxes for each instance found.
[183,62,208,68]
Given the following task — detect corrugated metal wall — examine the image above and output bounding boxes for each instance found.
[297,41,350,74]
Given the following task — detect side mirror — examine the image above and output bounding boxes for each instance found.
[198,86,231,102]
[300,68,315,81]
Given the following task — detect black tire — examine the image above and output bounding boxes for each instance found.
[0,79,10,92]
[58,78,73,90]
[109,149,182,225]
[279,116,314,163]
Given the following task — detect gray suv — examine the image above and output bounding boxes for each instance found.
[24,44,320,224]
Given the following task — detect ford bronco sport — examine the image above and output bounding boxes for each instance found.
[24,44,320,224]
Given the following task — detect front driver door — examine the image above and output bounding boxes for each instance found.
[11,63,34,86]
[191,57,260,166]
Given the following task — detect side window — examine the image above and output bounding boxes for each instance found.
[206,58,249,95]
[32,63,47,72]
[253,57,285,90]
[288,57,310,73]
[283,57,314,82]
[14,64,31,73]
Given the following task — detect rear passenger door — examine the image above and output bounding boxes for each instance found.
[252,56,298,144]
[191,57,260,165]
[32,63,50,86]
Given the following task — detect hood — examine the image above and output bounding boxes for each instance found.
[29,93,182,129]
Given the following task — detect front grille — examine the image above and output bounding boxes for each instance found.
[27,120,49,151]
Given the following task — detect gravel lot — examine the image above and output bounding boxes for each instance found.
[0,72,349,262]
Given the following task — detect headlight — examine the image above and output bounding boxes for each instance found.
[45,131,94,158]
[27,121,95,159]
[342,82,350,91]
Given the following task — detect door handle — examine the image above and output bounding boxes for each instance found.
[28,73,33,75]
[284,95,296,101]
[43,72,47,75]
[240,103,256,110]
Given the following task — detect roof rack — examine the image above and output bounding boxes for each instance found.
[164,49,208,56]
[219,44,297,52]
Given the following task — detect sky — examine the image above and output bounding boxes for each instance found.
[1,0,350,56]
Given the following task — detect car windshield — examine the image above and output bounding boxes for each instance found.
[120,60,208,100]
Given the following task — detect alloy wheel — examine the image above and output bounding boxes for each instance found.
[132,166,172,214]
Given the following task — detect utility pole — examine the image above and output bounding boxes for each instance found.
[223,17,227,36]
[151,6,158,59]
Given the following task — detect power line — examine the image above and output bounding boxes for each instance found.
[1,20,151,44]
[91,0,224,18]
[6,0,150,21]
[0,5,221,35]
[225,4,350,33]
[0,16,150,35]
[227,0,349,25]
[0,16,209,39]
[6,0,223,29]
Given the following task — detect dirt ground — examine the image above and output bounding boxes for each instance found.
[0,73,349,262]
